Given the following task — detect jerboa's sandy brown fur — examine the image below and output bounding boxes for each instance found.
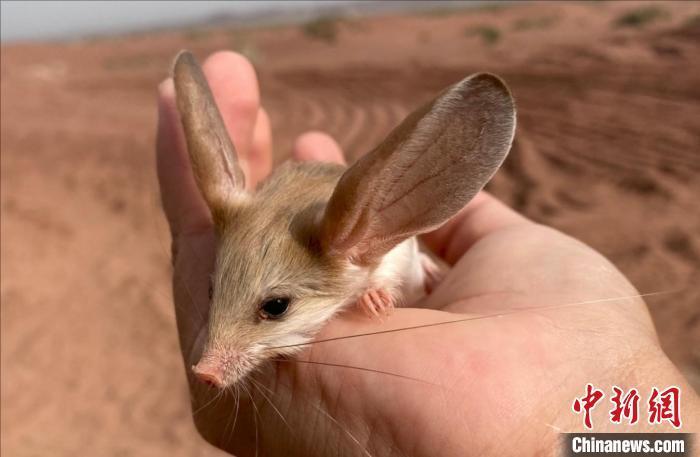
[172,50,516,386]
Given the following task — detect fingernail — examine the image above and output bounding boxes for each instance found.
[158,78,174,97]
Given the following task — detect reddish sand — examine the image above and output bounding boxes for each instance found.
[1,2,699,455]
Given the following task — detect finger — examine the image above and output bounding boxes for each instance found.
[156,78,212,237]
[421,191,531,265]
[292,130,346,164]
[172,231,216,362]
[249,107,273,185]
[157,79,214,370]
[202,51,260,189]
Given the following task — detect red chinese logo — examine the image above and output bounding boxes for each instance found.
[572,383,605,429]
[610,386,640,424]
[572,384,682,429]
[648,386,681,428]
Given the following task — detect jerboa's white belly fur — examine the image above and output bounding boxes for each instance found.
[369,237,426,306]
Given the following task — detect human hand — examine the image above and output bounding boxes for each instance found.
[156,51,699,457]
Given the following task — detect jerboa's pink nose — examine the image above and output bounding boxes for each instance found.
[192,358,226,388]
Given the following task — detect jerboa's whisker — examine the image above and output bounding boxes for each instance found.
[269,290,678,350]
[272,358,436,385]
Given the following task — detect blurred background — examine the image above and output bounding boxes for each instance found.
[1,1,699,455]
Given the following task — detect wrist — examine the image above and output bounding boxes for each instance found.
[557,344,699,435]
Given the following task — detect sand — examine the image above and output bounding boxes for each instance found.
[1,2,699,455]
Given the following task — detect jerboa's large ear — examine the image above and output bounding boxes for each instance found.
[320,73,516,265]
[173,50,245,221]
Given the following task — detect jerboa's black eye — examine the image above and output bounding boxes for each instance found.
[259,297,290,319]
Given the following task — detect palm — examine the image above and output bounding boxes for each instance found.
[242,220,655,457]
[157,51,673,457]
[170,202,657,457]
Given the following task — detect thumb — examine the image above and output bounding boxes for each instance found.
[420,191,530,265]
